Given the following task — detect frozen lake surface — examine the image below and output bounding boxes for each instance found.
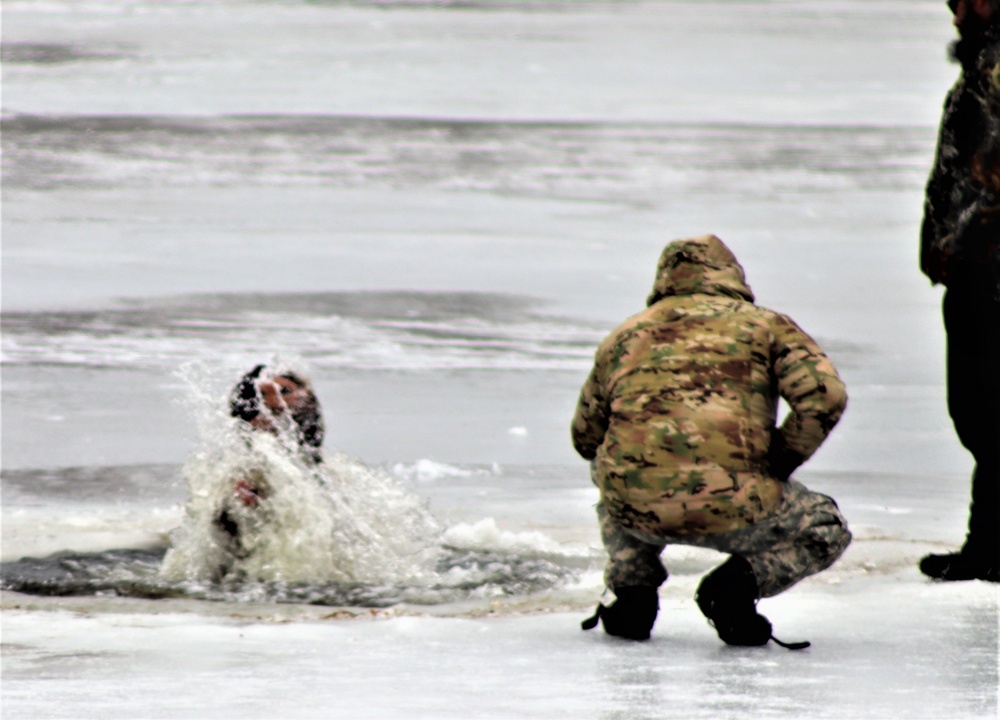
[2,1,997,718]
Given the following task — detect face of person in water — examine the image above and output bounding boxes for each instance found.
[249,375,312,432]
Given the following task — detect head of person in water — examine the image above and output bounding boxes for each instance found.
[229,364,325,464]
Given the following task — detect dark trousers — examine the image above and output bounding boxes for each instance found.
[944,287,1000,560]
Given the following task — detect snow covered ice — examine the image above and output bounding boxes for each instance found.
[2,0,997,718]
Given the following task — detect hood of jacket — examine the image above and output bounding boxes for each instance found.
[646,234,755,306]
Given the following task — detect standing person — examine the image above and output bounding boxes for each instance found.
[919,0,1000,583]
[572,235,851,648]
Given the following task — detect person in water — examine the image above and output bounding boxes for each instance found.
[213,364,325,547]
[161,363,441,586]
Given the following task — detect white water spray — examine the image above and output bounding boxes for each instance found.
[160,365,442,586]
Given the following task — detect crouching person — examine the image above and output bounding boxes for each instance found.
[573,234,851,649]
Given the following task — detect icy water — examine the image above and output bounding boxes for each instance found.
[2,1,997,718]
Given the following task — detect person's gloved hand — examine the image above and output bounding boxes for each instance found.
[766,433,806,482]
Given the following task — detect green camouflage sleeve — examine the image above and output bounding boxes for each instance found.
[571,352,610,461]
[770,313,847,461]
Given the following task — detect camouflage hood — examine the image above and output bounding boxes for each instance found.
[646,234,755,306]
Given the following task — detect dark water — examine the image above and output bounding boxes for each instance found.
[0,545,583,607]
[1,460,596,607]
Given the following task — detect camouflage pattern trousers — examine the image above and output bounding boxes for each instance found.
[598,479,851,598]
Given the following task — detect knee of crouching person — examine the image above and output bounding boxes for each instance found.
[829,521,852,563]
[806,513,852,571]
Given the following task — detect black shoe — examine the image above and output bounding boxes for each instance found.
[581,586,659,641]
[696,556,809,650]
[920,552,999,582]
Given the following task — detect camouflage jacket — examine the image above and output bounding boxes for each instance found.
[921,22,1000,299]
[572,235,847,537]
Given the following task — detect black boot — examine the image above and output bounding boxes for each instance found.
[581,586,659,641]
[920,551,999,582]
[696,556,809,650]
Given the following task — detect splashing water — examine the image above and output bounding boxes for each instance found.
[150,363,586,604]
[154,429,586,603]
[1,364,589,606]
[160,363,443,587]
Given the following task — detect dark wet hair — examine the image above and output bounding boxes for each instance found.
[229,364,325,463]
[285,375,325,462]
[230,364,267,424]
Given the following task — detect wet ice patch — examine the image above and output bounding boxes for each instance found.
[2,116,934,198]
[0,42,129,65]
[0,291,603,372]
